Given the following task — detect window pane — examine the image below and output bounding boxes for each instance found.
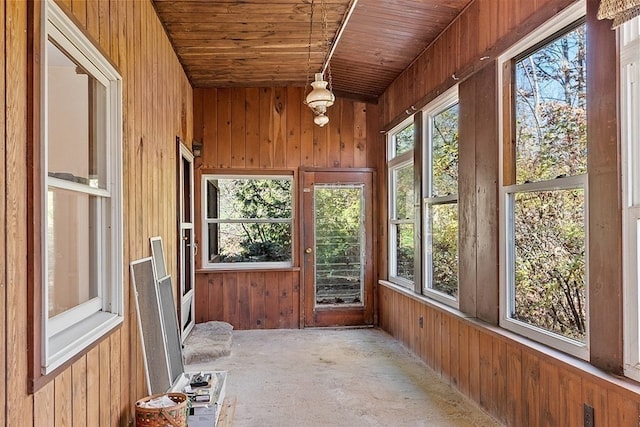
[205,180,219,220]
[428,203,458,297]
[47,40,107,189]
[394,164,414,220]
[208,222,292,263]
[314,186,364,305]
[395,223,414,281]
[513,189,586,341]
[47,187,100,318]
[215,178,292,219]
[394,123,414,157]
[431,104,459,197]
[514,24,587,184]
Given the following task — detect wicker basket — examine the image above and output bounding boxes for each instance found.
[135,392,189,427]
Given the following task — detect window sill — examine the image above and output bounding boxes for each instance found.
[197,266,301,274]
[45,311,123,374]
[379,279,470,319]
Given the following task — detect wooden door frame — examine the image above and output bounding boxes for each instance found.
[299,167,376,327]
[177,138,195,340]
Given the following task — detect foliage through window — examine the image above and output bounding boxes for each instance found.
[424,93,459,303]
[388,121,415,287]
[501,8,588,358]
[314,185,364,305]
[203,175,293,268]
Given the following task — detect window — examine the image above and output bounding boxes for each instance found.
[622,15,640,381]
[387,119,415,288]
[423,89,459,305]
[499,2,588,359]
[42,0,123,373]
[202,174,293,269]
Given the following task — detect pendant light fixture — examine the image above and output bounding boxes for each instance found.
[304,0,335,127]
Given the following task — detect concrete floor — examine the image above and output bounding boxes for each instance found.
[186,328,502,427]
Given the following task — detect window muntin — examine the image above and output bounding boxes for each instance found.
[202,175,293,268]
[43,0,123,373]
[424,91,459,304]
[388,120,415,288]
[622,15,640,381]
[499,1,588,359]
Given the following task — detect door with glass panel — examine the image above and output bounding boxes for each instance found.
[178,142,195,340]
[302,170,374,327]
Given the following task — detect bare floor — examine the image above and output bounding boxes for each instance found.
[186,328,502,427]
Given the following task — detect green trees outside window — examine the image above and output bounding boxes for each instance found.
[388,122,416,287]
[509,22,587,342]
[204,176,293,266]
[426,100,459,299]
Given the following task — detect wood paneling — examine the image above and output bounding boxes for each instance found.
[376,2,630,425]
[458,60,499,324]
[586,0,623,374]
[0,0,6,424]
[381,0,576,125]
[379,284,640,427]
[6,1,32,424]
[152,0,350,88]
[152,0,475,100]
[1,0,192,424]
[192,87,373,328]
[196,271,301,330]
[377,1,627,422]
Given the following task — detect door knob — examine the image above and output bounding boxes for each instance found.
[305,247,313,254]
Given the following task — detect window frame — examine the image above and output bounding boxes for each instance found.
[36,0,124,376]
[621,15,640,381]
[387,118,416,289]
[498,1,589,360]
[421,87,460,307]
[201,173,294,270]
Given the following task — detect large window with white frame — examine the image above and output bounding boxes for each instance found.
[387,119,415,288]
[621,15,640,382]
[499,2,588,359]
[43,0,123,373]
[202,174,293,269]
[423,88,459,306]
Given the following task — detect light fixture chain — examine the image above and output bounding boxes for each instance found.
[306,0,315,91]
[321,0,329,70]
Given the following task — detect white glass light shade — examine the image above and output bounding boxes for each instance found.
[314,113,329,127]
[306,73,335,111]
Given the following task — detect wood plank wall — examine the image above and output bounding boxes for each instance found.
[379,285,640,426]
[192,87,374,329]
[377,0,635,424]
[381,0,577,125]
[2,0,192,425]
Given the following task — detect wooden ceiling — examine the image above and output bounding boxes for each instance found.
[153,0,472,101]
